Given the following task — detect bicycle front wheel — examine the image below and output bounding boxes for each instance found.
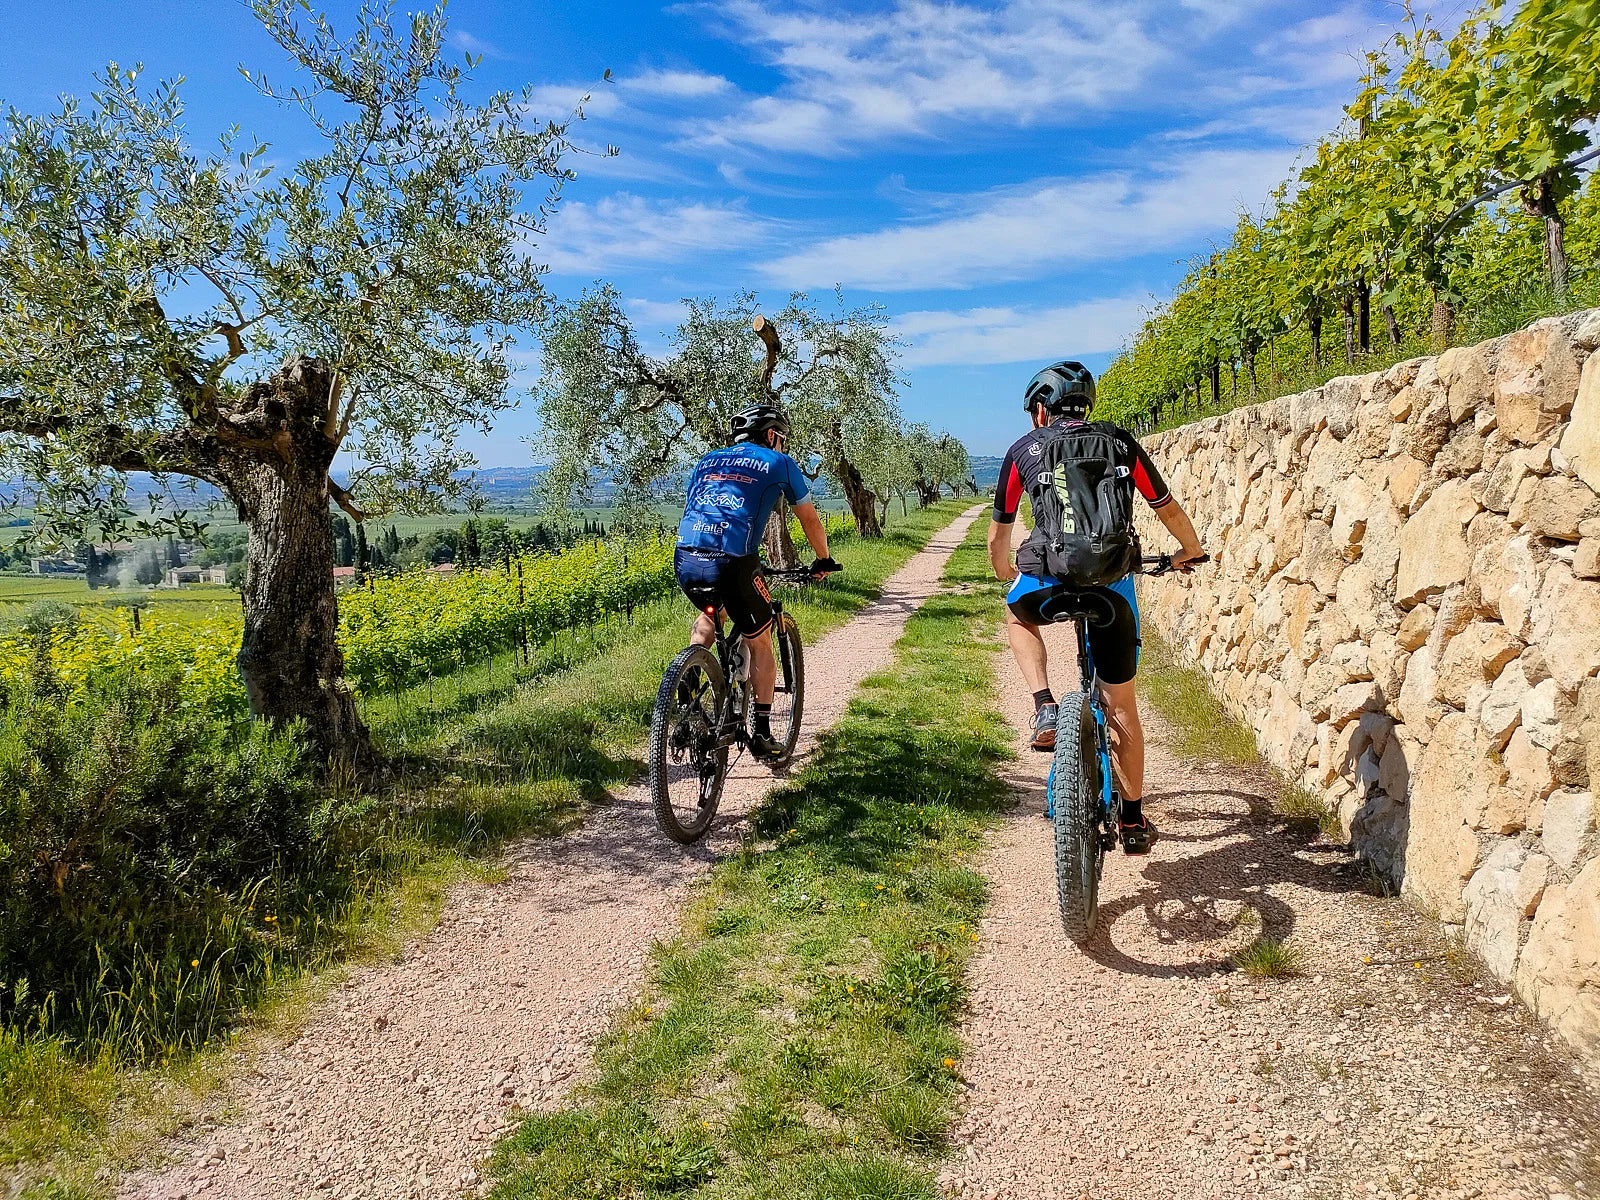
[766,613,805,764]
[1051,692,1104,945]
[650,645,729,844]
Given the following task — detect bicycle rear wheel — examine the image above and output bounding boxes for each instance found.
[766,613,805,764]
[649,645,729,844]
[1051,692,1104,945]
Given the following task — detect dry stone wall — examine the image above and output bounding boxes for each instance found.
[1135,308,1600,1066]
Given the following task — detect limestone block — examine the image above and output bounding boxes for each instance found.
[1515,859,1600,1060]
[1430,587,1477,652]
[1397,479,1480,605]
[1407,388,1454,463]
[1544,575,1600,692]
[1396,642,1443,732]
[1301,660,1351,720]
[1559,350,1600,493]
[1508,473,1542,527]
[1484,447,1546,513]
[1440,343,1493,425]
[1434,621,1522,708]
[1389,456,1425,513]
[1582,680,1600,796]
[1379,729,1419,801]
[1479,663,1525,751]
[1495,321,1581,444]
[1432,422,1487,481]
[1409,715,1499,918]
[1330,640,1374,681]
[1369,631,1407,704]
[1290,386,1331,438]
[1464,839,1530,981]
[1315,602,1357,653]
[1543,790,1595,873]
[1389,385,1416,422]
[1329,681,1383,730]
[1521,679,1570,751]
[1304,522,1344,597]
[1505,727,1557,817]
[1396,604,1435,652]
[1361,495,1404,589]
[1575,537,1600,579]
[1498,535,1548,641]
[1517,853,1552,916]
[1526,475,1599,542]
[1331,473,1375,553]
[1355,746,1383,797]
[1358,711,1395,759]
[1306,430,1358,516]
[1261,684,1317,775]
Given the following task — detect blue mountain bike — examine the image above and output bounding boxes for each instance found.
[1043,553,1206,945]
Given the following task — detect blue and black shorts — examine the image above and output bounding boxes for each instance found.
[674,548,775,638]
[1005,573,1141,686]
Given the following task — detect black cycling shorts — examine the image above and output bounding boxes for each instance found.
[674,547,774,638]
[1005,573,1141,686]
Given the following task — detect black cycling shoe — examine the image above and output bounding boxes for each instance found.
[749,729,786,762]
[1030,703,1058,752]
[1120,814,1156,855]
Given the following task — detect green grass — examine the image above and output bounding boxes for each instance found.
[1233,937,1304,980]
[1,501,973,1197]
[1137,627,1257,768]
[488,516,1011,1200]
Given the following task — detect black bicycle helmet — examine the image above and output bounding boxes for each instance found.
[730,403,790,444]
[1024,360,1096,417]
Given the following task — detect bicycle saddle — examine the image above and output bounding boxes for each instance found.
[1034,585,1120,628]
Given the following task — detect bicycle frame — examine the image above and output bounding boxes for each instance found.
[700,565,808,753]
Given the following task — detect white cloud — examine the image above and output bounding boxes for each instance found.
[627,297,692,327]
[448,30,505,59]
[525,83,623,121]
[536,192,779,276]
[765,147,1294,291]
[621,69,733,98]
[894,295,1153,367]
[682,0,1167,155]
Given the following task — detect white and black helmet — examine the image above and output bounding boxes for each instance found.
[1024,360,1096,417]
[730,403,790,443]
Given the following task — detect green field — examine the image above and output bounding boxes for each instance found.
[0,576,239,624]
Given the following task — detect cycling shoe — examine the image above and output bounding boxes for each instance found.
[1030,703,1058,752]
[749,730,787,762]
[1120,814,1156,855]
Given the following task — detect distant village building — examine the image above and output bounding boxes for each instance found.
[30,555,83,575]
[161,564,229,588]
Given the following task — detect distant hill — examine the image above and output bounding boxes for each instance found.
[970,456,1002,492]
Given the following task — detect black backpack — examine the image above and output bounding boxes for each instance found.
[1017,421,1142,586]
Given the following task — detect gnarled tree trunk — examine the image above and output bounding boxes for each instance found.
[217,358,374,769]
[835,456,883,537]
[762,499,800,570]
[1523,173,1570,294]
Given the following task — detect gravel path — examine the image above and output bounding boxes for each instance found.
[120,506,983,1200]
[944,608,1599,1200]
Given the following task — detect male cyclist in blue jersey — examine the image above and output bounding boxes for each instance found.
[675,404,841,761]
[988,361,1206,854]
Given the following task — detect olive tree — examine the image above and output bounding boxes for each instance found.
[536,287,902,546]
[0,2,575,765]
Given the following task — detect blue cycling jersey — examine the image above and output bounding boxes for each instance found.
[676,443,811,557]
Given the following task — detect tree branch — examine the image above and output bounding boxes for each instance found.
[752,314,781,393]
[327,476,368,521]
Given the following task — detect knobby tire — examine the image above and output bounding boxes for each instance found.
[1051,692,1103,945]
[650,645,728,844]
[768,613,805,764]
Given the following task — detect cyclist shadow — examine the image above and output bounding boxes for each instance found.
[1013,778,1375,979]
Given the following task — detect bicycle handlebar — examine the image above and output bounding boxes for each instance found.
[1140,552,1210,577]
[760,561,841,582]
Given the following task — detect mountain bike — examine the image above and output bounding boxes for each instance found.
[648,563,823,844]
[1044,553,1208,944]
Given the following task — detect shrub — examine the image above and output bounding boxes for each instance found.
[0,663,326,1058]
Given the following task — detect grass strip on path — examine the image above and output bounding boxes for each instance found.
[2,501,973,1198]
[488,515,1011,1200]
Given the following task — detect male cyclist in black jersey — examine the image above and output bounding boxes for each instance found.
[988,361,1206,854]
[675,404,841,760]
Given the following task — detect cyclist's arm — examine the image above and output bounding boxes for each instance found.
[792,499,830,561]
[989,447,1022,581]
[1156,501,1206,565]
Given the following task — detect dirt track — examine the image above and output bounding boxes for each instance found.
[119,506,983,1200]
[944,607,1599,1200]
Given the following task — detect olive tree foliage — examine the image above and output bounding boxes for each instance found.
[535,286,904,542]
[0,0,576,763]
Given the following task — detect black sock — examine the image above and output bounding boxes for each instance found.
[1033,689,1055,711]
[1122,798,1143,824]
[754,702,772,735]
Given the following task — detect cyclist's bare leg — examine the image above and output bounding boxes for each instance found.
[1099,677,1145,803]
[1005,607,1050,694]
[690,609,717,648]
[745,627,776,705]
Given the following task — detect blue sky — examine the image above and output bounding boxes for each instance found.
[0,0,1467,459]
